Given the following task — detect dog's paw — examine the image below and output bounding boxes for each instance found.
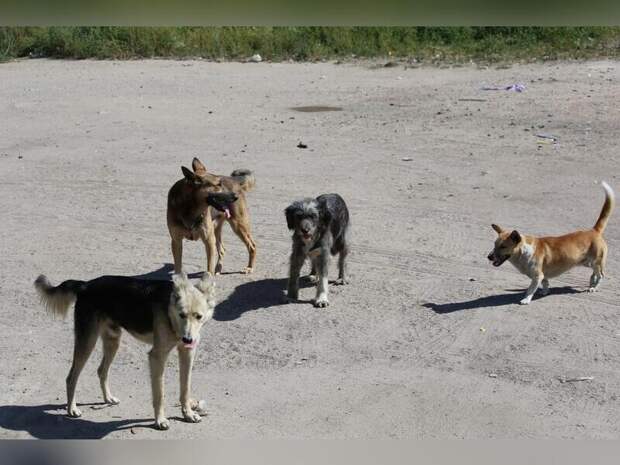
[104,395,120,405]
[242,267,254,274]
[215,263,223,275]
[519,298,532,305]
[67,406,82,418]
[283,293,298,303]
[313,297,329,308]
[183,410,202,423]
[156,418,170,430]
[333,278,349,286]
[587,287,597,293]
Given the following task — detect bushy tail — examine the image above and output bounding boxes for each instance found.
[593,181,615,233]
[230,169,256,193]
[34,275,85,318]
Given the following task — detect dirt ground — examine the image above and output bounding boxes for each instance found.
[1,59,619,439]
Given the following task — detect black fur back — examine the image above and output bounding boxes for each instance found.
[75,276,173,335]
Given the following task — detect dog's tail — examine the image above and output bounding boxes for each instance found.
[34,275,85,318]
[593,181,615,233]
[230,169,256,193]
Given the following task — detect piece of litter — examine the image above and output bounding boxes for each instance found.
[196,399,208,416]
[559,376,593,383]
[480,327,486,332]
[536,133,558,145]
[297,142,308,149]
[489,373,498,378]
[481,83,525,92]
[402,157,413,161]
[130,428,137,435]
[248,54,262,63]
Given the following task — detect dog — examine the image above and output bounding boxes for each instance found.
[34,272,216,430]
[167,158,256,275]
[284,193,350,307]
[488,181,614,305]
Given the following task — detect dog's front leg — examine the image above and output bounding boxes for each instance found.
[313,252,330,308]
[178,346,202,423]
[149,347,172,430]
[286,246,305,301]
[520,274,543,305]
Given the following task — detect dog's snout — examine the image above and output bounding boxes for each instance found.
[487,253,494,261]
[182,336,193,344]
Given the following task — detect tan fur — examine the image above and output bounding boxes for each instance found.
[489,182,614,304]
[34,275,76,318]
[167,157,257,275]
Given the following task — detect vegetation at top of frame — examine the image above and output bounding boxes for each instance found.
[1,27,620,63]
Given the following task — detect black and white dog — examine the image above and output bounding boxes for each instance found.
[284,193,350,307]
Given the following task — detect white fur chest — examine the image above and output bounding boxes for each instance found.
[509,243,538,278]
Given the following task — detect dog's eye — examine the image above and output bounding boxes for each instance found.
[194,313,203,320]
[179,313,187,319]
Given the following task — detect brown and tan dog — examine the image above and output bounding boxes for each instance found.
[167,158,256,275]
[488,181,614,305]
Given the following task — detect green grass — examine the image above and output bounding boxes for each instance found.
[2,27,620,63]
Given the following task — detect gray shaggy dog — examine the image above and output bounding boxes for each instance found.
[284,193,350,307]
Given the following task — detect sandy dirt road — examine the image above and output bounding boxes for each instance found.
[0,59,619,438]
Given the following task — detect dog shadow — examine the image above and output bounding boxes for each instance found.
[213,276,316,321]
[0,403,154,439]
[131,263,204,280]
[423,286,582,314]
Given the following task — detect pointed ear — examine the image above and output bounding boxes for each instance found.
[192,157,207,176]
[196,276,216,307]
[491,224,503,234]
[182,166,201,184]
[172,272,190,292]
[510,230,521,243]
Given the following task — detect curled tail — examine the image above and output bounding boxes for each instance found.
[34,275,85,318]
[593,181,615,233]
[230,169,256,193]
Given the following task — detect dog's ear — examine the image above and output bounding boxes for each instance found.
[182,166,201,185]
[172,272,190,294]
[491,224,503,234]
[196,276,216,307]
[284,204,297,230]
[192,157,208,176]
[509,230,521,243]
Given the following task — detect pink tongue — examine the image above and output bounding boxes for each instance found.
[184,341,196,349]
[224,208,231,219]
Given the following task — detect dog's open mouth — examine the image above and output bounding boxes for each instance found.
[183,340,197,349]
[224,208,231,219]
[492,255,509,267]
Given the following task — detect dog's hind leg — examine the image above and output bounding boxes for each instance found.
[589,264,604,292]
[171,238,183,274]
[589,244,607,292]
[178,347,201,423]
[66,304,99,418]
[229,219,257,273]
[335,244,350,286]
[214,220,226,275]
[97,324,122,405]
[307,262,318,283]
